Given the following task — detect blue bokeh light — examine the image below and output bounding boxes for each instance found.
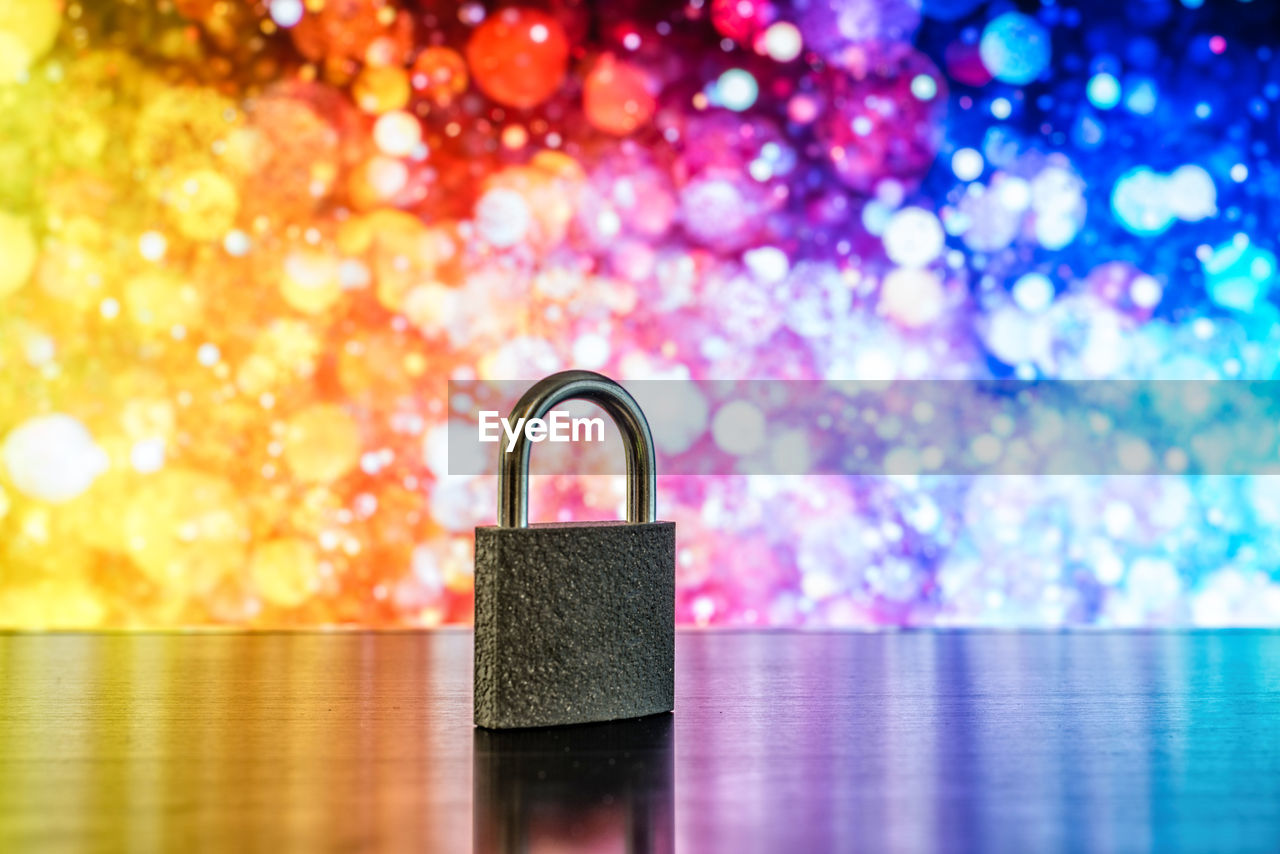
[1087,73,1122,110]
[979,12,1053,85]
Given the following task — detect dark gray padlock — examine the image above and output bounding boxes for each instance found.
[474,370,675,729]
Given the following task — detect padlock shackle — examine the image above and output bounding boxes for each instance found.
[497,370,657,528]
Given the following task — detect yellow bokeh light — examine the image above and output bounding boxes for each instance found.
[35,216,111,307]
[125,271,202,329]
[0,210,38,298]
[250,537,318,608]
[283,404,361,483]
[59,470,133,556]
[258,319,323,374]
[0,0,61,82]
[130,87,243,192]
[235,353,278,397]
[402,283,450,330]
[121,397,177,442]
[167,170,240,241]
[352,64,410,114]
[0,580,106,629]
[123,469,249,596]
[280,248,342,314]
[339,210,448,313]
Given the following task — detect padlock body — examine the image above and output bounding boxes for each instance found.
[474,520,675,729]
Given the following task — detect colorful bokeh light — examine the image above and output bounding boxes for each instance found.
[3,0,1280,628]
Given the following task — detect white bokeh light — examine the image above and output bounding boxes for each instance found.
[138,230,167,262]
[951,147,984,181]
[1166,164,1217,222]
[761,22,803,62]
[475,188,532,248]
[269,0,304,27]
[1012,273,1055,313]
[130,438,166,474]
[881,207,945,268]
[1130,274,1163,308]
[3,414,110,503]
[711,400,766,456]
[715,69,758,111]
[572,332,610,368]
[373,111,423,157]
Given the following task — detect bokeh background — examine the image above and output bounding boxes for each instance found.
[3,0,1280,628]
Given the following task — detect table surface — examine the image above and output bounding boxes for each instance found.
[2,630,1279,853]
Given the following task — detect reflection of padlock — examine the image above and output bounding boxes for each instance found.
[474,715,675,853]
[474,370,675,729]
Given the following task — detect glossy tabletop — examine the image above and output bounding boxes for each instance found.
[2,630,1279,853]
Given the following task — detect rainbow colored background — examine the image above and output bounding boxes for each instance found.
[2,0,1280,628]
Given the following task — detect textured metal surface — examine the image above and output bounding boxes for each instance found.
[496,370,657,528]
[474,520,676,729]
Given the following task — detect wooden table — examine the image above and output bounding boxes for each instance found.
[2,631,1279,853]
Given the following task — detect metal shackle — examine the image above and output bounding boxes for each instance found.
[497,370,657,528]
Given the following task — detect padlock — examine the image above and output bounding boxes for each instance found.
[473,370,675,729]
